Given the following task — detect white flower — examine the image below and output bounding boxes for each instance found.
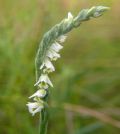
[40,58,55,73]
[50,42,63,52]
[57,35,67,43]
[29,89,47,99]
[46,49,60,61]
[34,74,53,87]
[68,12,73,20]
[26,102,44,116]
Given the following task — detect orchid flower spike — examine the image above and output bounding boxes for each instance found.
[26,6,109,120]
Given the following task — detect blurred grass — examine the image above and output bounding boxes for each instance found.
[0,0,120,134]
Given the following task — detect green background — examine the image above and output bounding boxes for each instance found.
[0,0,120,134]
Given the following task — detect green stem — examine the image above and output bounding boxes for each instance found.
[39,108,48,134]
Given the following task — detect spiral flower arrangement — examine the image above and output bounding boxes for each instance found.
[26,6,109,134]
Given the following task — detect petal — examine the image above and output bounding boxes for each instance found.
[29,91,40,99]
[34,78,41,86]
[34,74,46,86]
[47,49,60,60]
[40,62,44,69]
[34,74,53,87]
[26,102,38,114]
[40,58,55,72]
[28,107,33,113]
[46,76,53,87]
[57,35,67,43]
[26,102,38,108]
[68,12,73,19]
[50,42,63,52]
[29,89,47,99]
[26,101,44,116]
[32,106,43,116]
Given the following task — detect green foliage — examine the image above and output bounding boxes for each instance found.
[0,0,120,134]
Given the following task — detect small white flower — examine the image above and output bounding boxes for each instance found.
[29,89,47,99]
[50,42,63,52]
[68,12,73,20]
[46,49,60,61]
[34,74,53,87]
[26,102,44,116]
[57,35,67,43]
[40,58,55,72]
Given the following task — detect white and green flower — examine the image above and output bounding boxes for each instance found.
[57,35,67,43]
[50,42,63,52]
[26,102,44,116]
[29,89,47,99]
[46,49,60,61]
[34,74,53,87]
[40,58,55,73]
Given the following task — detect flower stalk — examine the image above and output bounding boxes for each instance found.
[26,6,109,134]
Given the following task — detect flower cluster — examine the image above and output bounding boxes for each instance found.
[26,12,74,116]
